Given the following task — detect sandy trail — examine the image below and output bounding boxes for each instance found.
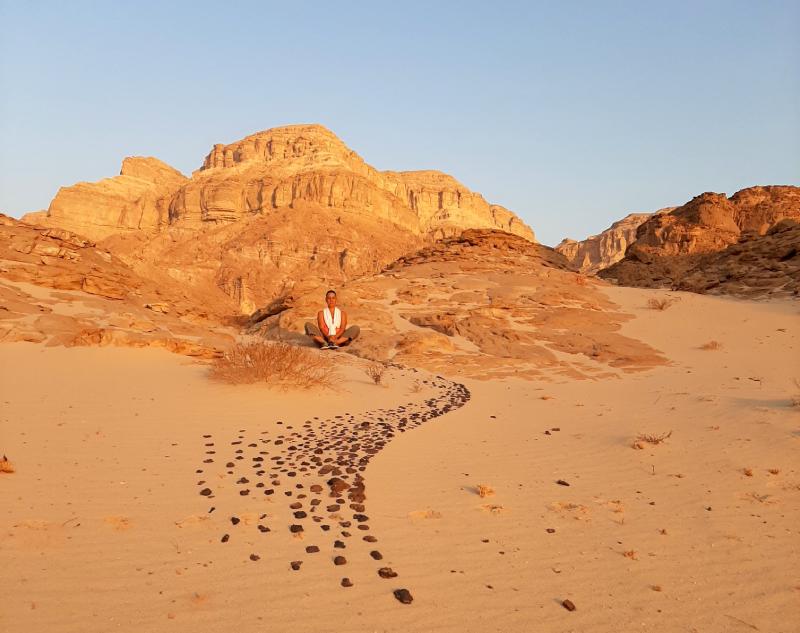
[1,286,799,632]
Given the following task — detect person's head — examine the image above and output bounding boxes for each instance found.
[325,289,337,308]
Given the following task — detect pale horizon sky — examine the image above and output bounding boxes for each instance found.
[1,1,798,246]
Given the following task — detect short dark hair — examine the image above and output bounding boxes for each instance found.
[325,289,337,298]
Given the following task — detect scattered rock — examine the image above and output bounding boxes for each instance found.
[393,588,413,604]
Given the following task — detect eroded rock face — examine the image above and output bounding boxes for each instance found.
[0,213,235,355]
[599,186,800,288]
[556,212,658,274]
[29,157,189,240]
[252,229,667,380]
[22,124,535,312]
[675,219,800,298]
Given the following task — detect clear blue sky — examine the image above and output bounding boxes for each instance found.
[1,1,797,246]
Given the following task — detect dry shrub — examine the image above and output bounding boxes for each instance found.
[767,468,780,475]
[743,468,754,477]
[700,340,722,351]
[791,379,800,408]
[211,341,337,389]
[409,380,423,393]
[476,484,495,498]
[632,430,672,449]
[623,550,638,560]
[365,363,386,385]
[647,297,673,311]
[0,455,14,473]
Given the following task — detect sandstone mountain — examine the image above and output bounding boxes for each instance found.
[599,186,800,290]
[556,211,668,274]
[250,229,666,379]
[23,124,534,313]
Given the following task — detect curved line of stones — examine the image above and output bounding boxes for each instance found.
[195,373,471,600]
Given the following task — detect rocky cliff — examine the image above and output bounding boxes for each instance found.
[599,186,800,288]
[23,124,535,312]
[556,212,660,274]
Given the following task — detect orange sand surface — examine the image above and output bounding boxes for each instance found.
[2,286,799,633]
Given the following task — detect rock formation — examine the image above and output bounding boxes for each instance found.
[556,212,663,274]
[675,219,800,298]
[251,229,666,379]
[0,213,234,355]
[23,124,535,312]
[599,186,800,288]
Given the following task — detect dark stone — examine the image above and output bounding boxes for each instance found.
[290,561,302,571]
[556,479,570,487]
[369,550,383,560]
[333,555,347,566]
[341,577,353,587]
[199,488,212,496]
[290,524,304,533]
[378,567,397,579]
[393,588,413,604]
[305,545,320,553]
[562,599,576,611]
[221,534,229,543]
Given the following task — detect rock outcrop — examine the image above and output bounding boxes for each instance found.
[556,212,660,274]
[23,124,535,312]
[675,219,800,298]
[33,157,188,240]
[599,186,800,288]
[0,213,234,356]
[252,229,666,379]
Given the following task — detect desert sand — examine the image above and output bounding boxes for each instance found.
[2,284,798,633]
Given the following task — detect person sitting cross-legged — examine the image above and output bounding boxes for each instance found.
[304,289,360,349]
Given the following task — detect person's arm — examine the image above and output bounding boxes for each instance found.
[337,311,347,337]
[317,310,329,337]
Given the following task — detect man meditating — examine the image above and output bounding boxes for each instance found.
[304,289,360,349]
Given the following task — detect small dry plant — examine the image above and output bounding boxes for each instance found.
[647,297,673,311]
[623,550,639,560]
[0,455,14,473]
[791,379,800,408]
[700,340,722,351]
[211,341,337,390]
[476,484,495,498]
[365,363,386,385]
[632,430,672,449]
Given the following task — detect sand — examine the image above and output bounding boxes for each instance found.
[2,285,799,633]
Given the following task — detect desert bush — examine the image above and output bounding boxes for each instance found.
[210,341,337,389]
[647,297,673,311]
[699,340,722,350]
[476,484,495,498]
[365,363,386,385]
[791,379,800,408]
[632,430,672,449]
[0,455,14,473]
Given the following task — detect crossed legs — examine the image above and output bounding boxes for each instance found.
[304,323,360,348]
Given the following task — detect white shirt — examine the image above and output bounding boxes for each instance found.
[323,307,341,333]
